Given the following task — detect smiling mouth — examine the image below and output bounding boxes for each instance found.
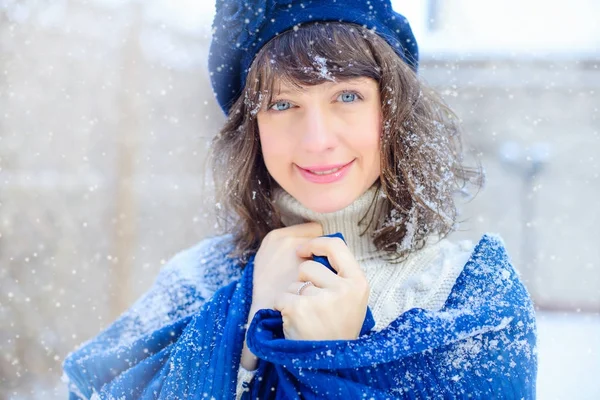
[309,166,344,175]
[299,160,355,175]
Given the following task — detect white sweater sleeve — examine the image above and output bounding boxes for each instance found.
[235,364,257,399]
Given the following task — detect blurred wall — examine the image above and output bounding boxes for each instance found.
[398,0,600,311]
[429,58,600,311]
[399,0,600,55]
[0,1,223,396]
[0,0,598,398]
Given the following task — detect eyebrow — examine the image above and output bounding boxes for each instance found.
[275,86,306,96]
[274,78,371,97]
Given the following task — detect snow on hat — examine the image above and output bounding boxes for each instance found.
[208,0,419,115]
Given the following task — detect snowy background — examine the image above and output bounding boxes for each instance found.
[0,0,598,398]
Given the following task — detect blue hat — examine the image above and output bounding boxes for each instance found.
[209,0,419,115]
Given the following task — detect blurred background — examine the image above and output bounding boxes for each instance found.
[0,0,598,398]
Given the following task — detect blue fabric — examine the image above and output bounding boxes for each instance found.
[62,233,537,399]
[209,0,419,115]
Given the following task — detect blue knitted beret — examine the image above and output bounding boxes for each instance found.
[208,0,419,115]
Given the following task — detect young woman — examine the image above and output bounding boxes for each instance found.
[62,1,538,398]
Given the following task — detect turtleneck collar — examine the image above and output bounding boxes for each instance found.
[272,184,386,262]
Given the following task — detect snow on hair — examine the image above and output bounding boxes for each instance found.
[210,21,484,262]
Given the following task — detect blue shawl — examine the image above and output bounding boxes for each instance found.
[62,234,537,399]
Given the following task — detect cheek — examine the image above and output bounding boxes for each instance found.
[367,136,382,177]
[353,113,382,163]
[257,122,292,171]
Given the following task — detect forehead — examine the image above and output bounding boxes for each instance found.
[272,76,377,95]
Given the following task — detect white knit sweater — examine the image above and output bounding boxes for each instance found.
[236,185,474,397]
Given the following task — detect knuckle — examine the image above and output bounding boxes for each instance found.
[331,236,346,247]
[338,283,353,297]
[265,229,281,240]
[358,280,370,295]
[352,277,369,293]
[263,228,295,246]
[298,262,311,276]
[338,287,350,299]
[281,236,297,246]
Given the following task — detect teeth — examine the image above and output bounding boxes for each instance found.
[310,167,341,175]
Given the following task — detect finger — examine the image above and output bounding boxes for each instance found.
[296,236,361,279]
[279,222,323,238]
[274,291,301,311]
[297,260,340,289]
[287,280,321,296]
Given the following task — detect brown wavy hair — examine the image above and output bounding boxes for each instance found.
[210,22,484,262]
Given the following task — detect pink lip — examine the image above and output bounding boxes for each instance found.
[296,160,355,184]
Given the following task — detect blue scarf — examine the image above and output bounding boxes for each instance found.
[62,234,537,399]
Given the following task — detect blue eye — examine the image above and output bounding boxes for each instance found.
[269,101,292,111]
[338,92,359,103]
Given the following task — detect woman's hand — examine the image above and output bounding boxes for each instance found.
[274,235,370,341]
[250,222,323,311]
[241,222,322,370]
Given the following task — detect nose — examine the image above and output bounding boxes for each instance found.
[299,106,337,153]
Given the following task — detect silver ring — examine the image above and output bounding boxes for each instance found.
[296,281,314,296]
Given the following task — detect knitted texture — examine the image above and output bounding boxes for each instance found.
[245,234,537,398]
[61,235,242,399]
[209,0,418,114]
[236,186,474,397]
[62,234,537,399]
[274,185,473,331]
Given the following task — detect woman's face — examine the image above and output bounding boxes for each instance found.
[257,77,382,213]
